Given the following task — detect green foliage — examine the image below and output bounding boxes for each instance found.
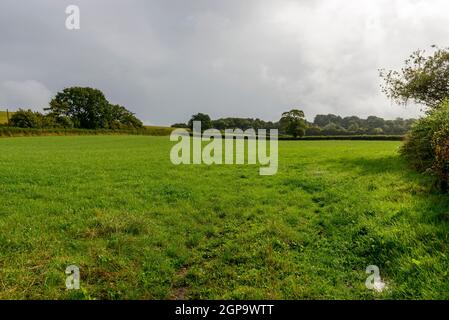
[42,114,74,129]
[433,125,449,191]
[108,104,143,129]
[314,114,343,127]
[175,117,277,131]
[48,87,142,129]
[380,46,449,109]
[0,126,175,138]
[280,109,307,138]
[9,109,83,130]
[304,126,322,136]
[1,136,449,299]
[9,109,43,128]
[281,135,404,141]
[48,87,110,129]
[211,118,278,130]
[188,113,212,131]
[171,123,189,128]
[400,117,437,172]
[4,88,143,130]
[175,113,415,136]
[380,46,449,190]
[400,100,449,190]
[311,114,415,135]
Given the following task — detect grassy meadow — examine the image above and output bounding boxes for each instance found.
[0,136,448,299]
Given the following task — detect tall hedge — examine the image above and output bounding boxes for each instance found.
[401,100,449,191]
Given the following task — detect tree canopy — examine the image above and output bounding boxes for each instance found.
[380,46,449,110]
[280,109,307,138]
[188,113,212,131]
[309,114,415,135]
[174,112,415,136]
[47,87,142,129]
[5,87,143,130]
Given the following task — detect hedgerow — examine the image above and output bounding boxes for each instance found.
[0,126,175,138]
[400,100,449,191]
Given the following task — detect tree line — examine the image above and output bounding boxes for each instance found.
[173,112,416,137]
[4,86,416,137]
[308,114,415,135]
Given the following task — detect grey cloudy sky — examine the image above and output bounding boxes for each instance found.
[1,0,448,125]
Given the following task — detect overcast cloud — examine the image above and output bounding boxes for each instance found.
[1,0,448,125]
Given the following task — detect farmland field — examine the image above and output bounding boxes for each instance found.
[0,136,448,299]
[0,111,13,124]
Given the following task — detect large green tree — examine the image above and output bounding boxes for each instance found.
[280,109,307,138]
[188,113,212,131]
[47,87,142,129]
[48,87,110,129]
[380,46,449,110]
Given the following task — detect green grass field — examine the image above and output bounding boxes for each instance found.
[0,136,448,299]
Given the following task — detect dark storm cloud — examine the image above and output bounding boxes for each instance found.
[1,0,448,124]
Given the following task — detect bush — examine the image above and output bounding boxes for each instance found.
[433,125,449,191]
[43,114,74,128]
[171,123,189,128]
[9,109,43,128]
[400,100,449,190]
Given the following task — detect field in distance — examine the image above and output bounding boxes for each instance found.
[0,110,14,124]
[0,136,448,299]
